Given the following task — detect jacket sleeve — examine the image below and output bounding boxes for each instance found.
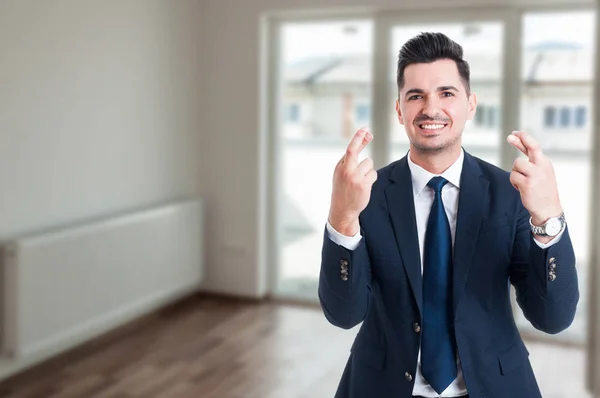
[318,225,372,330]
[510,203,579,334]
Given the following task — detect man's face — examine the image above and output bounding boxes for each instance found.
[396,59,477,154]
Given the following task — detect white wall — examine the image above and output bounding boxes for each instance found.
[199,0,595,298]
[0,0,203,239]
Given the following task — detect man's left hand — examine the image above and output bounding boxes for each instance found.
[507,131,563,228]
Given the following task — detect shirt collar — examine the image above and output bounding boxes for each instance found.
[407,148,464,196]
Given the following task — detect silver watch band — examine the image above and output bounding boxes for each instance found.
[529,213,565,237]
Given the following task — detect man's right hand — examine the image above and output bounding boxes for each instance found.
[328,128,377,237]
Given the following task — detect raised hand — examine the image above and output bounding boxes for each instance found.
[507,131,562,226]
[328,128,377,236]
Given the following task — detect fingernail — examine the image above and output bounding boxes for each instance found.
[511,130,519,135]
[366,132,372,140]
[507,135,516,141]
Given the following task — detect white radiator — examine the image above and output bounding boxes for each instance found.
[0,199,204,364]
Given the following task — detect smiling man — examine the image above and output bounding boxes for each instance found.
[319,32,578,398]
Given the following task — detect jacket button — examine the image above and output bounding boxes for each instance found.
[548,273,556,281]
[405,372,413,381]
[341,273,349,281]
[413,322,421,333]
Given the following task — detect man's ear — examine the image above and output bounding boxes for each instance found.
[467,92,477,120]
[396,99,404,125]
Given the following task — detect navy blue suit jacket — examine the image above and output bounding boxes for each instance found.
[318,150,578,398]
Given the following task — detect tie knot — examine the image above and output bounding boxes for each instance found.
[427,176,448,193]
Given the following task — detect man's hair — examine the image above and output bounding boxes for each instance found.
[396,32,471,96]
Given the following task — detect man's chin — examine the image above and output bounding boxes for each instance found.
[413,141,450,153]
[411,137,460,153]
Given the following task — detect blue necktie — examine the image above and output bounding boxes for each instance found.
[421,176,457,394]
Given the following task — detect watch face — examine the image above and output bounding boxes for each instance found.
[546,218,562,236]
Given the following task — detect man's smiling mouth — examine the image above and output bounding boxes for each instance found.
[418,122,448,132]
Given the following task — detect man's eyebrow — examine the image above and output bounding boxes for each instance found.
[404,86,460,96]
[438,85,459,92]
[405,88,424,96]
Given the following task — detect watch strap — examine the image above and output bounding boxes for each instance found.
[529,212,565,237]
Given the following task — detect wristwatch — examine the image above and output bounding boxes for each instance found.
[529,212,566,237]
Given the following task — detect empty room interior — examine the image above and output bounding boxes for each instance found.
[0,0,600,397]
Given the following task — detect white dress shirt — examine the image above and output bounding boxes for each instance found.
[325,149,563,397]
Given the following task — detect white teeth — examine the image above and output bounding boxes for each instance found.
[420,124,445,130]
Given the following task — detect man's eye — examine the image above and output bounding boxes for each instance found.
[442,92,454,97]
[408,95,422,100]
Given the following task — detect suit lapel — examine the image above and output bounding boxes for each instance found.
[385,157,423,316]
[452,151,489,313]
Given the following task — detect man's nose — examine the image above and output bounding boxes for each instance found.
[422,97,442,118]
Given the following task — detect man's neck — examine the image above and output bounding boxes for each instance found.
[409,145,462,175]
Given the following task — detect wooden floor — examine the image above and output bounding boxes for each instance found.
[0,295,355,398]
[0,294,591,398]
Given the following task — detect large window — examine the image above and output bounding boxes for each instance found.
[269,9,596,351]
[274,21,373,300]
[514,10,596,346]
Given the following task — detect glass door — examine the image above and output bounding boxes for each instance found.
[272,20,374,301]
[513,10,597,346]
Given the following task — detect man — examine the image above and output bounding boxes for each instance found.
[318,32,578,398]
